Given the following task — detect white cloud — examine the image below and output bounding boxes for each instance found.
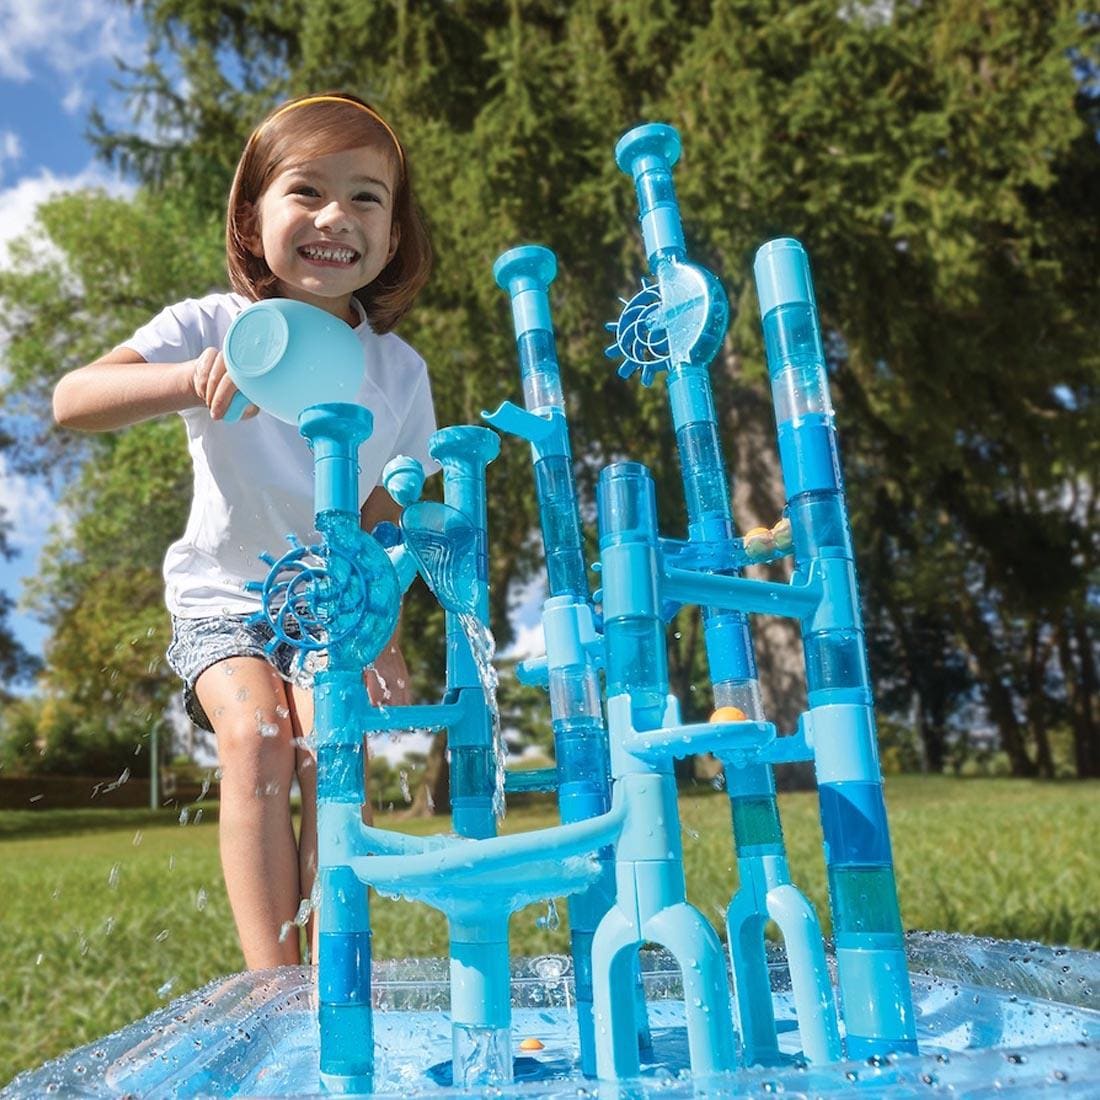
[0,0,143,84]
[0,452,53,550]
[61,82,86,116]
[0,128,22,183]
[501,619,545,662]
[0,163,134,257]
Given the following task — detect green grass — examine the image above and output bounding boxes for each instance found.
[1,776,1097,1087]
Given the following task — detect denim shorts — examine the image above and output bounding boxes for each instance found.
[165,614,314,731]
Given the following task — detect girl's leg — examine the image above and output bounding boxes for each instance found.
[288,683,318,943]
[196,656,302,968]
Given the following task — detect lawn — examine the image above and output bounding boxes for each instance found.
[1,775,1097,1087]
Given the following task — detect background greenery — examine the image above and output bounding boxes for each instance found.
[0,1,1096,786]
[2,778,1097,1088]
[0,5,1096,1083]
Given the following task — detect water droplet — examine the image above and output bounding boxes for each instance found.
[107,863,121,889]
[535,899,560,931]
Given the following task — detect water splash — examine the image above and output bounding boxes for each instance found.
[278,897,314,944]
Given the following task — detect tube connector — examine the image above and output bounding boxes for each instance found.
[493,245,557,336]
[753,237,816,318]
[614,123,685,264]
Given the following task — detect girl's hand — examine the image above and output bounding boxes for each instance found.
[366,641,411,707]
[190,347,259,420]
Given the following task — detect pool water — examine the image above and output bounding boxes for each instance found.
[5,933,1098,1097]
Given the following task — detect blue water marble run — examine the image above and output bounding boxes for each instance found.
[225,118,920,1095]
[76,120,924,1096]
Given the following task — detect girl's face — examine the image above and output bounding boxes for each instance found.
[249,144,399,323]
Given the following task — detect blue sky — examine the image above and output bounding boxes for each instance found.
[0,0,144,660]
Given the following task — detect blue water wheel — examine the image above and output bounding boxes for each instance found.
[604,282,670,386]
[251,541,368,652]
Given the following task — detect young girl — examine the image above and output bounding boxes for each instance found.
[52,92,436,968]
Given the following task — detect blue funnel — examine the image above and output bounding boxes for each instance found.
[401,501,483,616]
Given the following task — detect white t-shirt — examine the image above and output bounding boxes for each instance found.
[124,292,437,618]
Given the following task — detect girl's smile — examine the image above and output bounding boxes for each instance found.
[249,144,399,322]
[297,243,362,266]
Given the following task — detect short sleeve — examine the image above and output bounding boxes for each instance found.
[391,362,439,476]
[121,294,243,365]
[122,301,203,364]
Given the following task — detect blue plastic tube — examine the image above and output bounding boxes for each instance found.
[616,123,839,1067]
[428,426,501,840]
[754,238,917,1057]
[297,404,379,1093]
[492,245,615,1073]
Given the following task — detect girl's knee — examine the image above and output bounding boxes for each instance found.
[216,710,296,784]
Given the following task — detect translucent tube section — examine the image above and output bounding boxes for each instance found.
[517,329,565,410]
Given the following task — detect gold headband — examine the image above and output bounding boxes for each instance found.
[258,95,405,171]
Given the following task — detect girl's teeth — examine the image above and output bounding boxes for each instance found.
[302,246,356,263]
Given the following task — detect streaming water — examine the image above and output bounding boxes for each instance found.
[457,612,506,820]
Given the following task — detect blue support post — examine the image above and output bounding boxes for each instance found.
[592,460,737,1081]
[489,245,618,1074]
[615,123,839,1065]
[428,426,501,839]
[298,403,386,1095]
[754,237,918,1057]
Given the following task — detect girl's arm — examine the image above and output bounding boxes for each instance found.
[53,347,257,431]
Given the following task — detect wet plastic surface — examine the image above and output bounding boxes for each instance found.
[4,933,1098,1098]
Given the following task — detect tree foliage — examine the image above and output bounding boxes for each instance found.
[1,0,1096,782]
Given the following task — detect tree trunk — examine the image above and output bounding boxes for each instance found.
[1058,612,1100,778]
[721,356,812,790]
[957,598,1036,777]
[1025,620,1056,779]
[724,374,808,731]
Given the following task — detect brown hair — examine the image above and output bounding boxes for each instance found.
[226,92,432,334]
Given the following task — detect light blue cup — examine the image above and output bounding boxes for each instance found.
[222,299,366,423]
